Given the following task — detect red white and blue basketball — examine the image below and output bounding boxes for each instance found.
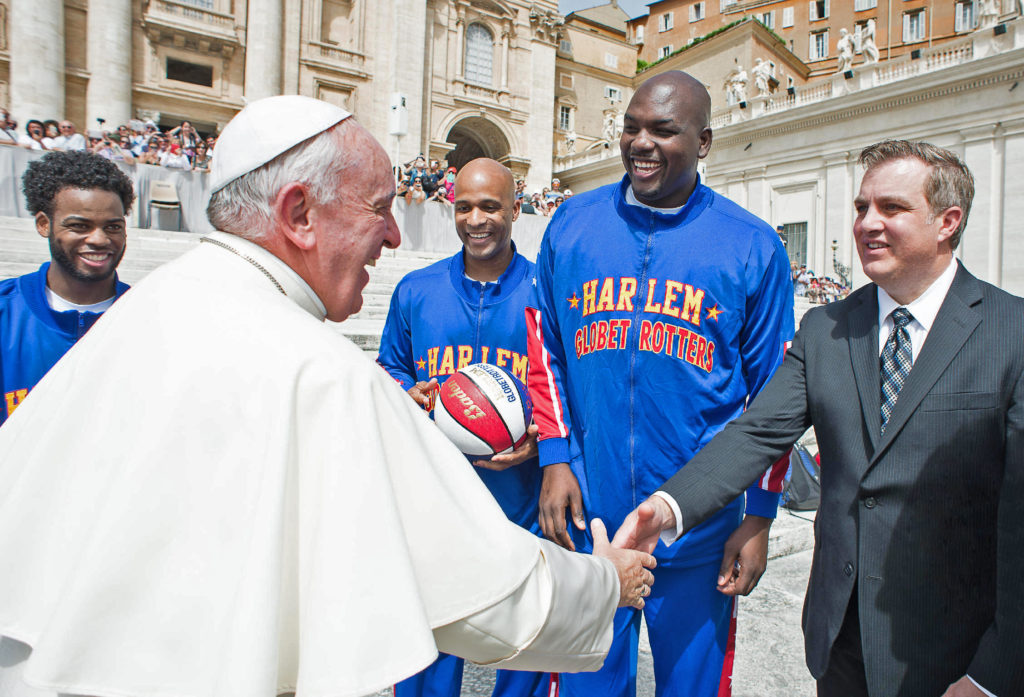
[434,363,533,457]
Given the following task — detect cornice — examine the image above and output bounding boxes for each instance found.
[712,51,1024,148]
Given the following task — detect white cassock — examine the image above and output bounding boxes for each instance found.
[0,232,617,697]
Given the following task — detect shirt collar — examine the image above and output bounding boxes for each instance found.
[204,231,327,321]
[625,185,686,215]
[876,256,958,332]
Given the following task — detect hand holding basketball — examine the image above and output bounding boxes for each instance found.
[475,424,539,471]
[433,364,533,457]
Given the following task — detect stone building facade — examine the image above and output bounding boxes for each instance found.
[0,0,637,191]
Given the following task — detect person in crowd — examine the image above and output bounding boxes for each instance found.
[382,156,552,697]
[93,132,136,164]
[562,188,573,200]
[41,120,60,149]
[137,135,164,165]
[421,158,442,196]
[0,109,19,145]
[515,178,527,201]
[160,140,191,170]
[52,120,87,151]
[192,141,212,172]
[19,120,49,150]
[0,94,655,697]
[169,120,200,154]
[441,165,457,202]
[527,70,793,697]
[0,149,133,427]
[404,154,428,185]
[405,176,427,205]
[614,139,1022,697]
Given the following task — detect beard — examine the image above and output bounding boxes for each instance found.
[48,225,124,284]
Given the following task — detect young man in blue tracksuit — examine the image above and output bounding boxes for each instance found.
[526,72,794,697]
[1,150,134,425]
[378,158,552,697]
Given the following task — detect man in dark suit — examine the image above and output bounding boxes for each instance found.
[612,140,1023,697]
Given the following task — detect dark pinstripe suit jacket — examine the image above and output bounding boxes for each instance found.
[659,263,1024,697]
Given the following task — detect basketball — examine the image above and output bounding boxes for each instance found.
[433,363,533,457]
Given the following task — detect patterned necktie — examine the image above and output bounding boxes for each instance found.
[880,307,913,433]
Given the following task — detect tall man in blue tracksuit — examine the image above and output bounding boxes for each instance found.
[378,158,552,697]
[1,150,134,425]
[527,71,794,697]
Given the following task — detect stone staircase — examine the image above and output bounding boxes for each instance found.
[0,216,448,354]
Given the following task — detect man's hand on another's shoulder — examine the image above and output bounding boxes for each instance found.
[407,379,438,411]
[475,425,538,471]
[591,519,656,609]
[539,462,585,551]
[611,495,678,555]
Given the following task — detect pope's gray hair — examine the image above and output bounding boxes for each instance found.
[206,119,355,240]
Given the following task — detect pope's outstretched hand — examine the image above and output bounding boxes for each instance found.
[591,518,657,608]
[610,496,678,555]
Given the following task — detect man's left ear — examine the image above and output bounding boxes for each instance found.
[511,198,521,222]
[937,206,963,245]
[698,127,713,159]
[275,182,316,251]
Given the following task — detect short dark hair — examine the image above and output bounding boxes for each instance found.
[22,150,136,217]
[859,140,974,249]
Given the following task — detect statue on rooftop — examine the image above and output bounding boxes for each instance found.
[836,28,855,72]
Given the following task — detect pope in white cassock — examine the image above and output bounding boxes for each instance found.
[0,96,656,697]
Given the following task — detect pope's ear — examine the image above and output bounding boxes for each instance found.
[275,182,316,251]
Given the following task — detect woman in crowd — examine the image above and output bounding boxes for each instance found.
[192,141,212,172]
[19,120,49,150]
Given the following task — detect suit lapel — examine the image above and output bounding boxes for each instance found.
[868,265,983,465]
[848,288,882,455]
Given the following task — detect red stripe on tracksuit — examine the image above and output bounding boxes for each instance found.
[525,307,568,439]
[717,598,738,697]
[756,339,794,493]
[547,673,560,697]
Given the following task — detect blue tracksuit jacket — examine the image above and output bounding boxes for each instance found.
[377,248,541,532]
[1,263,130,425]
[526,175,794,565]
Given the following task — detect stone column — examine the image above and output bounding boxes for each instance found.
[10,0,64,120]
[86,0,132,128]
[244,0,283,100]
[454,8,466,80]
[500,22,510,90]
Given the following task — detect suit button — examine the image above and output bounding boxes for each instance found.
[844,563,854,577]
[864,497,876,509]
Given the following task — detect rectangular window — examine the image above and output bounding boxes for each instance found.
[634,25,645,43]
[559,73,574,88]
[604,52,619,68]
[854,0,877,10]
[783,6,795,27]
[559,39,572,53]
[689,2,705,22]
[659,45,673,58]
[809,0,829,21]
[605,86,622,101]
[659,12,674,31]
[780,222,808,266]
[809,29,828,59]
[758,10,775,28]
[955,1,975,31]
[559,105,572,131]
[166,58,213,87]
[903,9,926,42]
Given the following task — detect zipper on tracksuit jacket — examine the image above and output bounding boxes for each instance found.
[628,212,657,512]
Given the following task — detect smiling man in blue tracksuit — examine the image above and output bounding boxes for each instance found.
[1,150,134,426]
[378,157,552,697]
[526,71,794,697]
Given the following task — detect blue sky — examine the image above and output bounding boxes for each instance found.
[559,0,649,20]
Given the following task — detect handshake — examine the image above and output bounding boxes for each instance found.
[589,496,678,609]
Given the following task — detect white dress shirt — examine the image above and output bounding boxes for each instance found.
[876,256,958,360]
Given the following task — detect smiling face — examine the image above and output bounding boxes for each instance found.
[853,157,960,304]
[620,72,712,209]
[37,187,127,303]
[453,158,519,281]
[305,129,400,321]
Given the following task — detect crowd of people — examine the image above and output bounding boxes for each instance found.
[792,262,849,303]
[0,109,216,172]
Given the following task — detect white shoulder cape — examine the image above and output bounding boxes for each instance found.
[0,237,608,697]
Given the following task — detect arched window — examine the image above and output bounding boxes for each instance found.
[464,23,494,86]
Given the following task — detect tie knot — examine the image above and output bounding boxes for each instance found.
[891,307,913,329]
